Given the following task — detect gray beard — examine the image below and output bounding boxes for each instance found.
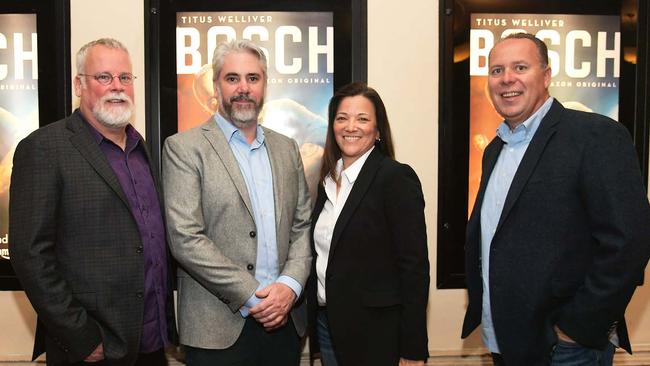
[228,105,258,128]
[92,92,134,129]
[218,91,263,128]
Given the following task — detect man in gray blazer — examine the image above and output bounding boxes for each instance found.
[163,39,312,366]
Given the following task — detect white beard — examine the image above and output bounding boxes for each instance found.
[92,92,134,129]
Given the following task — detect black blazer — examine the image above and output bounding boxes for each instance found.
[9,110,177,365]
[462,100,650,365]
[307,148,429,366]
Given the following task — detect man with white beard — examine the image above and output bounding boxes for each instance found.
[9,38,176,366]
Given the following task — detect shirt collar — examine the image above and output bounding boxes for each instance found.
[496,96,554,145]
[214,111,265,147]
[338,146,375,185]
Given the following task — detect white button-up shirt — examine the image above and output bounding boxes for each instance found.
[313,146,374,305]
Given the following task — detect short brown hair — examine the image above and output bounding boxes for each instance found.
[492,33,549,67]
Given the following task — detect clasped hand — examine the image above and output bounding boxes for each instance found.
[249,283,296,331]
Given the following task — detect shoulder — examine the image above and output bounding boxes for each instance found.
[378,156,417,176]
[16,116,71,150]
[263,127,301,164]
[376,156,422,188]
[263,126,297,148]
[165,121,210,144]
[558,107,630,141]
[164,119,213,147]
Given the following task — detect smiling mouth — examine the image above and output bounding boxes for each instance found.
[501,91,522,98]
[106,99,126,104]
[343,136,361,141]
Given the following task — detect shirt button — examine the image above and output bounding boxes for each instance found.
[247,264,254,271]
[136,246,143,253]
[136,292,143,299]
[249,231,256,238]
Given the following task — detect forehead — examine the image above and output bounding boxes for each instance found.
[489,38,539,66]
[220,51,264,76]
[85,45,132,72]
[338,95,375,114]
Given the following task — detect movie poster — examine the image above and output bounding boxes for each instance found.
[176,11,333,199]
[0,14,39,264]
[468,14,620,214]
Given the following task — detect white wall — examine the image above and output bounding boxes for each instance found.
[1,0,649,362]
[69,0,146,132]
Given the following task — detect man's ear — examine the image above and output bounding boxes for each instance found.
[74,76,83,97]
[543,66,552,89]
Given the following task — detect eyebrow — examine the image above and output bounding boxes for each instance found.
[489,60,531,68]
[336,112,370,116]
[223,72,261,76]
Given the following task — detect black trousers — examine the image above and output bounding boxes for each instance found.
[185,317,300,366]
[47,348,167,366]
[492,353,506,366]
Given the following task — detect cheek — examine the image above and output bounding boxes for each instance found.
[253,85,265,99]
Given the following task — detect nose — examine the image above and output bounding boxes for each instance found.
[343,119,358,131]
[236,79,250,94]
[501,68,515,84]
[109,76,124,90]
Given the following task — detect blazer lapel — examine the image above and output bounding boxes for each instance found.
[468,136,504,240]
[66,113,130,208]
[200,120,254,218]
[328,148,384,258]
[264,128,284,230]
[495,100,562,232]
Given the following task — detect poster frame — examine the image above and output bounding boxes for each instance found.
[144,0,367,177]
[437,0,649,289]
[0,0,71,290]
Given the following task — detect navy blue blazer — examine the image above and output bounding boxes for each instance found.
[462,100,650,365]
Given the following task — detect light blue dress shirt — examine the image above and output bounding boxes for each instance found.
[214,113,302,317]
[479,96,553,353]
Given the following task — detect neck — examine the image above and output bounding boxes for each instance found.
[505,120,523,130]
[238,122,258,144]
[220,110,258,144]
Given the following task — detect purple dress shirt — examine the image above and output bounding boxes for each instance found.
[83,115,169,353]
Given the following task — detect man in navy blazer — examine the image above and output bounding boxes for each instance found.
[462,33,650,365]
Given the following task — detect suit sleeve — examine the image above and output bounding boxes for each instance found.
[277,139,312,290]
[384,163,430,360]
[556,120,650,348]
[9,135,102,362]
[162,136,259,312]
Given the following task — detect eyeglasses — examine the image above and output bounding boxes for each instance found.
[79,72,136,86]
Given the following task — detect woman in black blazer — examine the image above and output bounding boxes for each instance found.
[307,82,429,366]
